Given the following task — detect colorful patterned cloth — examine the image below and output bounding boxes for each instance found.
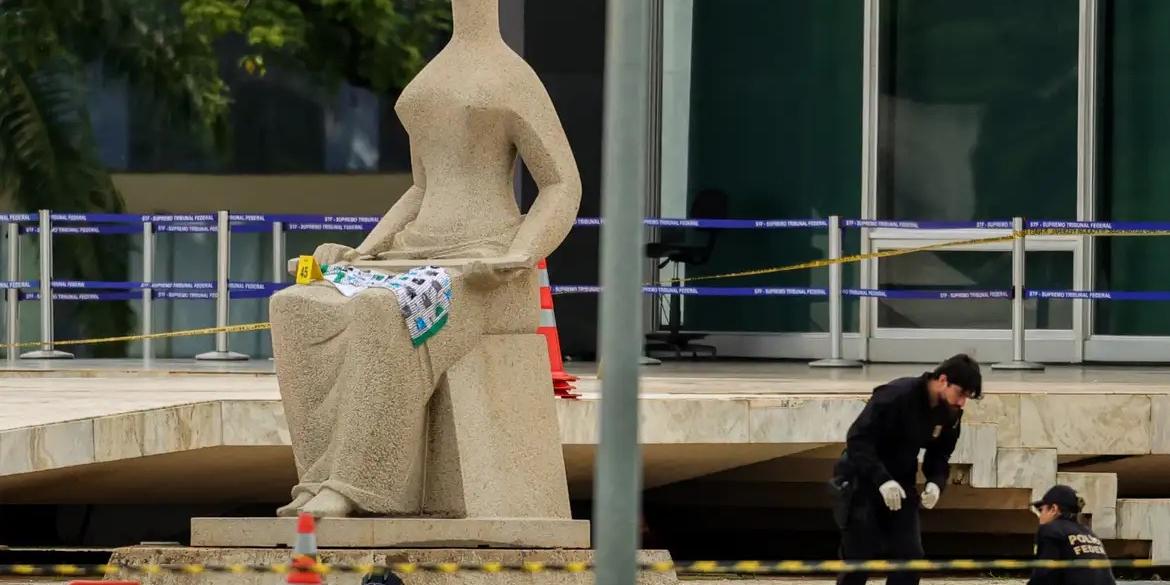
[322,264,453,347]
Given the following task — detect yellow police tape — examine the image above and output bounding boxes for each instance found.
[0,558,1160,577]
[14,227,1170,350]
[2,322,272,351]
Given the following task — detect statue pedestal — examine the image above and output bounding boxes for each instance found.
[190,517,591,549]
[109,518,678,585]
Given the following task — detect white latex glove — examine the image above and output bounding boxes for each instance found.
[921,482,940,510]
[878,480,907,511]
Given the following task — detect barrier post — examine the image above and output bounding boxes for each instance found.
[195,210,249,361]
[21,209,72,359]
[141,221,154,363]
[992,216,1045,371]
[272,221,285,284]
[811,215,861,368]
[6,222,19,361]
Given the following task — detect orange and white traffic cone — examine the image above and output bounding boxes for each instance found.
[537,259,579,399]
[287,512,322,584]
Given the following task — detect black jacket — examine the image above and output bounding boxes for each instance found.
[833,374,962,492]
[1027,518,1116,585]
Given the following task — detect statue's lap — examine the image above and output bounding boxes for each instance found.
[272,266,540,336]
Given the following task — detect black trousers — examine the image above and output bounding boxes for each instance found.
[835,486,925,585]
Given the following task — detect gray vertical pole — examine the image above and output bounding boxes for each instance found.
[272,221,285,284]
[596,0,649,583]
[196,210,248,361]
[811,215,861,368]
[6,222,19,360]
[142,221,154,363]
[993,217,1044,370]
[269,221,284,362]
[22,210,72,359]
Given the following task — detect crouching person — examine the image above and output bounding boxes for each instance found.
[1028,485,1117,585]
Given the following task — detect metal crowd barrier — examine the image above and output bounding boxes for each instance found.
[5,210,1168,368]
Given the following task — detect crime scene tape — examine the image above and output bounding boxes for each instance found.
[1,322,271,351]
[663,232,1019,285]
[0,558,1162,577]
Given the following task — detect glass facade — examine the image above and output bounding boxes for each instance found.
[41,0,1170,359]
[1095,0,1170,336]
[868,0,1081,338]
[877,0,1080,223]
[673,0,863,334]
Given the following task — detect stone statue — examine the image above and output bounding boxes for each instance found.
[269,0,582,518]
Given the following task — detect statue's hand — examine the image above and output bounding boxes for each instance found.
[313,243,361,269]
[462,254,534,289]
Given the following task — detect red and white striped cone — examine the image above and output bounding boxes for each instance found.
[287,512,322,585]
[537,259,579,399]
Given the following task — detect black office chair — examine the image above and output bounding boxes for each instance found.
[644,188,729,359]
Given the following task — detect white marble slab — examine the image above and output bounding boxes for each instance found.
[747,397,866,444]
[1057,471,1118,539]
[0,419,94,475]
[142,402,222,456]
[996,448,1057,500]
[1020,394,1152,455]
[965,394,1021,448]
[1153,395,1170,454]
[1118,498,1170,563]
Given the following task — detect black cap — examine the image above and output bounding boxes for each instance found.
[1032,485,1082,513]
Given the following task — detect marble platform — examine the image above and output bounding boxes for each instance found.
[191,518,591,549]
[3,362,1170,561]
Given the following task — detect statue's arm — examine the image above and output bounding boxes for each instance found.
[505,74,583,264]
[355,141,427,257]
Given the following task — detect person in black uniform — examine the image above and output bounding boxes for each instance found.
[1028,485,1117,585]
[829,354,983,585]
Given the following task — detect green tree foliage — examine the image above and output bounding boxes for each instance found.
[0,0,450,355]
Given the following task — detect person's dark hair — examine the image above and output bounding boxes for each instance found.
[930,353,982,399]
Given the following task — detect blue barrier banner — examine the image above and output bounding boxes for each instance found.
[156,224,217,233]
[844,288,1013,300]
[842,219,1014,230]
[50,213,144,223]
[1027,289,1170,301]
[284,223,379,232]
[229,214,383,224]
[22,225,144,235]
[0,213,37,222]
[228,282,290,292]
[573,218,828,229]
[52,280,146,290]
[0,281,36,289]
[551,285,828,297]
[46,282,287,292]
[146,282,215,290]
[21,291,143,302]
[142,214,217,223]
[154,291,216,300]
[1027,220,1170,232]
